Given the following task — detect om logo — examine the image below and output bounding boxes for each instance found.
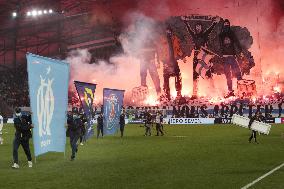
[37,73,54,137]
[106,94,119,130]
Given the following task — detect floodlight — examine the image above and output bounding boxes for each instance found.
[32,10,37,16]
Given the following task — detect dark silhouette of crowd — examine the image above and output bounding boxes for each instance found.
[0,65,29,116]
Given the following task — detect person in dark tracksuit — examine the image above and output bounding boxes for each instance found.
[97,113,104,138]
[67,110,82,161]
[12,108,33,169]
[144,111,152,136]
[119,112,125,137]
[155,112,164,136]
[248,112,263,144]
[160,112,164,131]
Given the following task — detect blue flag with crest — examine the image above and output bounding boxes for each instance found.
[74,81,96,140]
[103,88,125,135]
[27,53,69,157]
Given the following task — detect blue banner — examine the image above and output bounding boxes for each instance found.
[74,81,96,140]
[27,53,69,157]
[103,88,125,135]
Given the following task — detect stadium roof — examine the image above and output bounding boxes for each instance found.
[0,0,129,69]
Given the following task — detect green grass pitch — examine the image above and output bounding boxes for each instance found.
[0,123,284,189]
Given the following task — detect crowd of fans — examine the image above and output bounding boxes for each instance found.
[0,65,29,116]
[0,63,283,119]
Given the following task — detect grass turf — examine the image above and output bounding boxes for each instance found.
[0,123,284,189]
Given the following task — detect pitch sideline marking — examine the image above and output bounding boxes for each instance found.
[241,162,284,189]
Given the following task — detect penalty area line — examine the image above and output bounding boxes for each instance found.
[241,162,284,189]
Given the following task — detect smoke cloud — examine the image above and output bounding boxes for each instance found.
[67,13,160,104]
[67,0,284,104]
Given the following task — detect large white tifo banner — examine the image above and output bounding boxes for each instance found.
[231,114,271,135]
[169,118,215,125]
